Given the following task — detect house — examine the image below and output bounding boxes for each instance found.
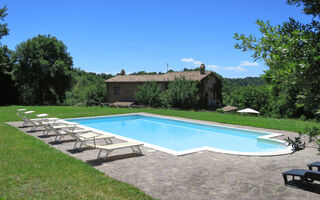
[104,64,222,107]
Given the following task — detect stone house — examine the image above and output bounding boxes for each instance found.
[104,65,222,107]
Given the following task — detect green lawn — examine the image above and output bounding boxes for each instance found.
[1,105,319,132]
[0,106,154,200]
[1,105,319,199]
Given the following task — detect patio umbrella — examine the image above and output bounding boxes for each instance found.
[237,108,260,114]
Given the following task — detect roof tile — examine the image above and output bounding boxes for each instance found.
[105,71,212,82]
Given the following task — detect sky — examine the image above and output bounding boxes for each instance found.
[1,0,313,78]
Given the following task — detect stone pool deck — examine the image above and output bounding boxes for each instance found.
[8,120,320,200]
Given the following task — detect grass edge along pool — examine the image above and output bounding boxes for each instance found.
[67,113,292,156]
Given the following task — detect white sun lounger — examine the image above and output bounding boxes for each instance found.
[64,128,114,150]
[28,114,59,131]
[86,141,143,159]
[22,111,35,126]
[42,119,80,136]
[16,109,27,120]
[46,122,82,142]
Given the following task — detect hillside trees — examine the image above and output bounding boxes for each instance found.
[64,70,107,105]
[224,85,271,115]
[12,35,73,104]
[234,0,320,118]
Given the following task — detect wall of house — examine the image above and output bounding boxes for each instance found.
[106,82,166,103]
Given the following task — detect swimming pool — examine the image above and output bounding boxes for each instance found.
[67,113,292,156]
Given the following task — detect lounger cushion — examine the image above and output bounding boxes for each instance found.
[88,141,143,150]
[78,132,113,139]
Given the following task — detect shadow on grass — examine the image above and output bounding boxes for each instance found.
[286,180,320,194]
[86,153,144,166]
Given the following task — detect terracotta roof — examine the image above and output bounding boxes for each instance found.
[105,71,212,83]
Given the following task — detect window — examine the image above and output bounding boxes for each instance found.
[114,87,120,95]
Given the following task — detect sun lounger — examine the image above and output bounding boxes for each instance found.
[22,111,35,126]
[109,101,135,108]
[47,123,79,142]
[42,120,79,136]
[64,128,114,150]
[86,141,143,158]
[282,169,320,185]
[16,109,27,120]
[308,162,320,171]
[28,114,59,131]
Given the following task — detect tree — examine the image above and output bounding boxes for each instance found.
[161,77,200,108]
[64,69,107,105]
[0,5,9,40]
[224,86,271,115]
[135,82,162,107]
[0,5,18,105]
[0,45,18,105]
[12,35,73,105]
[287,0,320,17]
[234,1,320,118]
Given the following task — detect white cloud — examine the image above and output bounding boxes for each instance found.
[239,61,259,67]
[224,66,247,72]
[207,65,246,72]
[207,65,220,70]
[181,58,202,66]
[181,58,259,72]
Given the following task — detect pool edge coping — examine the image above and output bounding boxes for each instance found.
[65,112,293,157]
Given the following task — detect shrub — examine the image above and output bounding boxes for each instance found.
[286,126,320,154]
[135,81,161,107]
[285,133,306,152]
[161,77,200,109]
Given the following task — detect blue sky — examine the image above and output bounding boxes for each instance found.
[1,0,312,78]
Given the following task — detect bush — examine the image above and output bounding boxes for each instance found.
[285,133,306,152]
[161,77,200,108]
[135,82,161,107]
[286,126,320,154]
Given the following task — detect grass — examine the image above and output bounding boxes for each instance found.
[1,105,319,199]
[1,105,319,132]
[0,107,154,200]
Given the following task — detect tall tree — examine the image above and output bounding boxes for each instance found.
[12,35,73,105]
[0,5,9,40]
[234,1,320,118]
[0,5,18,105]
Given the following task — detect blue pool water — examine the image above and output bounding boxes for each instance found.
[68,115,288,153]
